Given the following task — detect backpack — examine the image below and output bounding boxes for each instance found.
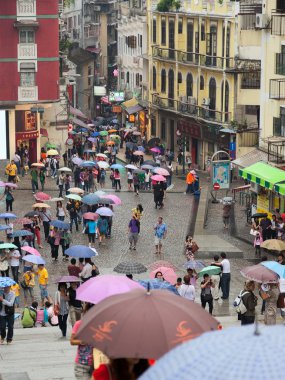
[233,291,249,314]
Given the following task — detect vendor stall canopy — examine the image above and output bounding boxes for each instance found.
[239,162,285,195]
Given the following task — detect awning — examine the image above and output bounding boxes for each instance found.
[40,128,48,137]
[231,184,251,193]
[69,106,88,119]
[73,118,93,130]
[125,104,143,115]
[239,162,285,194]
[122,98,138,108]
[233,149,268,168]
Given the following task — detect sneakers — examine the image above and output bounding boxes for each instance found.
[0,339,4,345]
[7,341,12,345]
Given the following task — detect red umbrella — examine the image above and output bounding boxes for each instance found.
[34,192,51,201]
[76,289,220,360]
[148,261,178,271]
[83,212,99,220]
[240,264,279,283]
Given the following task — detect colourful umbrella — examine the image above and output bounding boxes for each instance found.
[94,190,106,197]
[108,129,117,134]
[103,194,122,205]
[65,245,98,258]
[125,164,138,170]
[99,131,108,136]
[55,276,81,283]
[76,274,144,304]
[261,261,285,278]
[138,279,179,295]
[21,246,41,257]
[72,157,84,166]
[240,264,279,283]
[150,266,177,285]
[184,260,206,270]
[14,218,33,225]
[76,289,220,360]
[69,187,84,194]
[0,213,17,219]
[106,141,115,146]
[11,230,33,238]
[113,261,147,274]
[31,163,45,168]
[110,164,124,170]
[198,266,221,278]
[148,261,178,271]
[261,239,285,251]
[82,193,101,205]
[66,194,82,201]
[0,225,10,231]
[83,212,99,221]
[96,153,108,159]
[50,220,69,229]
[22,254,45,265]
[96,207,113,217]
[47,149,59,156]
[0,243,17,250]
[58,167,72,172]
[141,164,154,170]
[0,277,16,287]
[34,192,51,201]
[49,197,64,202]
[153,168,170,176]
[32,203,51,209]
[150,147,161,153]
[151,174,166,182]
[4,183,18,189]
[97,161,109,169]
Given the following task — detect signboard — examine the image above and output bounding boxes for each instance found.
[109,91,125,102]
[128,114,135,123]
[112,106,122,113]
[212,161,230,189]
[94,86,107,96]
[213,182,220,190]
[16,131,39,139]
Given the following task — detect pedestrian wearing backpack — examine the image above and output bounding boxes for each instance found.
[240,281,257,325]
[200,274,215,315]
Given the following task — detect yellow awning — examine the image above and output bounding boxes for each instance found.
[122,98,138,108]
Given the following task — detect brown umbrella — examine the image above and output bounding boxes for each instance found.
[76,289,220,360]
[148,260,178,271]
[240,264,279,284]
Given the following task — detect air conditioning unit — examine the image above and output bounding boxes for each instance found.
[202,97,210,106]
[94,6,101,11]
[188,96,197,105]
[255,14,267,29]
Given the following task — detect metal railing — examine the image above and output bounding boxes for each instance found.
[269,79,285,99]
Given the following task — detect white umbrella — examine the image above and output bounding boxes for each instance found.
[58,167,72,172]
[125,164,137,170]
[98,161,109,169]
[96,153,108,159]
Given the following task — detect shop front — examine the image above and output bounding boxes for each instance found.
[15,110,39,163]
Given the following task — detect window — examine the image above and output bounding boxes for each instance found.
[151,117,156,136]
[136,73,140,87]
[126,72,130,83]
[152,66,157,90]
[19,30,35,43]
[178,17,183,34]
[241,72,260,89]
[139,75,142,83]
[127,36,137,48]
[161,17,166,45]
[20,62,35,87]
[121,71,125,80]
[139,34,142,48]
[209,77,216,110]
[186,73,193,98]
[178,72,182,84]
[187,21,194,62]
[200,75,204,90]
[161,118,166,140]
[245,105,258,115]
[201,20,205,41]
[221,80,229,121]
[88,65,92,86]
[161,69,166,92]
[152,17,157,44]
[273,117,282,136]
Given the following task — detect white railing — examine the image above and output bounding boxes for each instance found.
[18,86,38,102]
[17,0,36,17]
[18,44,37,59]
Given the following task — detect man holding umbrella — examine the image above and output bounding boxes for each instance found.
[0,280,16,344]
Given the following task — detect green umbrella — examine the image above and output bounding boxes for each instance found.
[46,143,57,149]
[198,266,221,278]
[100,131,108,136]
[66,194,82,201]
[0,243,17,250]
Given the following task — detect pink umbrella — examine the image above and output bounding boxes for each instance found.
[104,194,122,205]
[34,192,51,201]
[150,266,177,285]
[151,174,166,182]
[0,181,6,187]
[133,150,145,156]
[83,212,99,221]
[14,218,33,225]
[88,137,96,143]
[150,147,161,153]
[76,274,144,304]
[21,246,41,257]
[4,183,18,188]
[154,168,170,176]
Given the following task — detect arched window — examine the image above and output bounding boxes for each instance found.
[221,80,229,121]
[209,77,216,111]
[200,75,204,90]
[126,72,130,83]
[168,69,174,107]
[152,66,157,90]
[186,73,193,98]
[161,69,166,92]
[177,72,182,84]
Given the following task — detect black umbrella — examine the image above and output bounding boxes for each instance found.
[252,213,268,218]
[144,160,160,167]
[147,137,160,148]
[113,261,148,274]
[24,211,40,218]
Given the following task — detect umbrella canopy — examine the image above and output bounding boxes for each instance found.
[83,212,99,221]
[125,142,137,150]
[140,325,285,380]
[91,131,100,137]
[31,163,45,168]
[97,161,109,169]
[261,261,285,278]
[4,183,18,189]
[198,266,221,278]
[58,167,72,172]
[96,153,108,159]
[134,169,145,174]
[34,192,51,201]
[14,218,33,225]
[76,288,220,360]
[138,279,179,295]
[0,225,10,231]
[72,157,84,166]
[66,194,82,201]
[11,230,33,238]
[108,129,117,133]
[32,203,50,209]
[65,245,98,258]
[125,164,138,170]
[113,261,148,274]
[133,150,145,156]
[150,266,177,285]
[76,275,143,304]
[96,207,113,217]
[240,264,279,283]
[110,164,124,170]
[50,220,69,229]
[151,175,166,182]
[21,246,41,257]
[103,194,122,205]
[94,190,106,197]
[46,143,57,149]
[0,243,17,250]
[49,197,64,202]
[150,147,161,153]
[0,213,17,219]
[99,198,115,205]
[24,211,40,218]
[133,131,141,136]
[144,160,159,166]
[261,239,285,251]
[22,254,45,264]
[69,187,84,194]
[55,276,81,283]
[183,260,206,270]
[138,146,145,152]
[0,277,16,287]
[47,149,59,156]
[141,164,155,170]
[82,193,101,205]
[106,141,115,146]
[81,161,98,168]
[99,131,108,136]
[153,168,170,176]
[148,261,178,271]
[252,213,268,218]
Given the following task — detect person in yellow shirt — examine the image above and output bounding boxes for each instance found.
[11,283,20,308]
[22,270,35,305]
[36,265,51,306]
[5,160,17,183]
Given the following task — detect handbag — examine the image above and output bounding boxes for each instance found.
[191,242,199,253]
[250,228,257,236]
[20,280,28,289]
[54,304,59,316]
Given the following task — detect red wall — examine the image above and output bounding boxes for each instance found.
[0,20,18,58]
[0,63,19,101]
[38,62,59,101]
[37,0,58,14]
[37,19,59,58]
[0,2,16,14]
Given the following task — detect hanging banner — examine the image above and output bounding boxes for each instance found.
[16,130,39,139]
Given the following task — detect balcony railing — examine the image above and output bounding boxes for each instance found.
[269,79,285,99]
[18,86,38,102]
[152,47,234,70]
[152,94,231,124]
[272,12,285,35]
[18,43,37,59]
[239,0,262,15]
[17,0,36,18]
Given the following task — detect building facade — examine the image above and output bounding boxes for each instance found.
[0,0,59,161]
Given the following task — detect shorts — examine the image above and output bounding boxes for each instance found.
[39,284,49,299]
[128,179,133,184]
[155,236,163,245]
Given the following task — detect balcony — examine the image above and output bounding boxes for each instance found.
[152,94,231,124]
[269,79,285,99]
[272,11,285,35]
[17,0,36,18]
[18,86,38,102]
[239,0,262,15]
[18,43,37,59]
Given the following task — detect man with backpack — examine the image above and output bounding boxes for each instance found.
[234,280,257,325]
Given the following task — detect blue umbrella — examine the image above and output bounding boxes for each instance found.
[96,207,114,217]
[183,260,206,270]
[138,279,179,295]
[65,245,98,258]
[11,230,34,238]
[91,131,100,137]
[0,213,17,219]
[81,161,98,168]
[82,193,101,206]
[0,277,16,287]
[50,220,70,230]
[140,325,285,380]
[84,150,95,154]
[110,164,124,170]
[141,164,154,170]
[22,255,46,265]
[138,146,145,152]
[261,261,285,278]
[0,225,10,231]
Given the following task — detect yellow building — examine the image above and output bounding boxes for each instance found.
[147,0,239,168]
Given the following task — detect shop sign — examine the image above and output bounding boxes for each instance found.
[109,92,125,102]
[112,106,122,113]
[128,114,135,123]
[257,193,270,214]
[211,161,230,189]
[16,130,39,139]
[139,111,146,126]
[177,119,201,139]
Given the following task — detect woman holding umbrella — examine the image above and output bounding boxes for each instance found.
[114,169,121,191]
[54,283,69,338]
[1,186,14,212]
